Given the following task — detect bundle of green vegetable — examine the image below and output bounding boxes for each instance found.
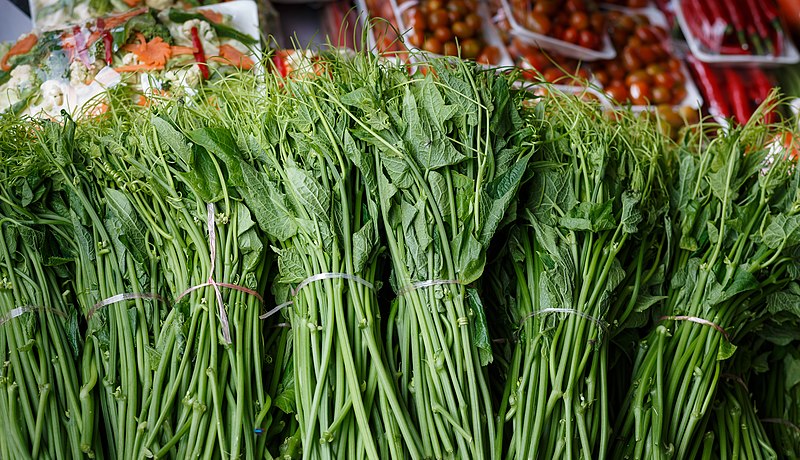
[0,115,87,459]
[613,113,800,459]
[178,57,425,458]
[317,55,533,459]
[488,88,670,459]
[693,375,778,459]
[756,343,800,457]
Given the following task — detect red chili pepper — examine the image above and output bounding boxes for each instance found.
[96,18,114,65]
[190,26,209,80]
[720,0,751,51]
[685,0,728,52]
[760,1,786,55]
[686,54,731,118]
[723,67,753,124]
[272,53,287,77]
[748,67,777,123]
[746,0,774,54]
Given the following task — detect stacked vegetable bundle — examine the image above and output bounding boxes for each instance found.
[0,47,799,460]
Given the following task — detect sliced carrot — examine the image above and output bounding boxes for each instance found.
[199,10,224,24]
[102,7,148,31]
[122,0,140,7]
[122,33,171,67]
[212,44,254,70]
[1,33,38,71]
[172,45,196,55]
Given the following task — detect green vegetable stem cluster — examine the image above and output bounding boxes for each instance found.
[0,47,799,460]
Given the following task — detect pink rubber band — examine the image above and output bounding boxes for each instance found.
[659,315,731,342]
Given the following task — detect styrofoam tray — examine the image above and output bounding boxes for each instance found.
[390,0,515,67]
[500,0,616,61]
[672,0,800,66]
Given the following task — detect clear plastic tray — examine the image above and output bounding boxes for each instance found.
[599,4,702,110]
[672,0,800,66]
[499,0,616,61]
[390,0,515,67]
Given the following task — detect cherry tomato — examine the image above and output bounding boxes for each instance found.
[434,26,453,42]
[570,11,590,30]
[464,13,482,31]
[667,58,682,71]
[637,46,658,65]
[629,81,652,105]
[578,30,599,49]
[524,50,550,70]
[533,0,558,15]
[428,9,449,29]
[590,12,605,32]
[671,86,687,104]
[563,27,580,44]
[543,67,564,82]
[635,25,662,44]
[652,85,671,104]
[447,0,468,16]
[426,0,443,11]
[606,60,626,79]
[452,21,475,39]
[617,15,636,32]
[653,71,675,89]
[565,0,585,13]
[410,30,425,47]
[460,38,482,59]
[622,47,642,70]
[645,63,664,76]
[411,10,427,30]
[443,41,459,56]
[525,12,551,35]
[605,82,628,102]
[477,45,501,64]
[423,37,443,54]
[625,69,651,87]
[594,69,610,86]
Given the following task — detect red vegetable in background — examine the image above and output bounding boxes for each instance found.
[722,67,752,123]
[686,54,729,117]
[190,26,209,79]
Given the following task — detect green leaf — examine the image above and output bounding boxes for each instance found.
[708,266,758,306]
[187,127,244,187]
[479,154,530,246]
[179,148,224,203]
[766,283,800,317]
[634,295,667,313]
[237,204,263,273]
[763,214,800,249]
[105,188,148,264]
[242,166,298,241]
[453,229,484,284]
[560,200,616,232]
[621,191,643,234]
[466,287,493,366]
[152,115,192,166]
[352,221,376,274]
[274,359,296,413]
[286,166,330,220]
[717,340,737,361]
[276,246,306,284]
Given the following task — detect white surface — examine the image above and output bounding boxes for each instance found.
[0,0,33,41]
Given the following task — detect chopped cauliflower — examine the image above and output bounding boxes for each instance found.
[70,59,107,86]
[122,52,142,67]
[164,64,202,93]
[146,0,172,10]
[38,79,65,113]
[0,65,37,112]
